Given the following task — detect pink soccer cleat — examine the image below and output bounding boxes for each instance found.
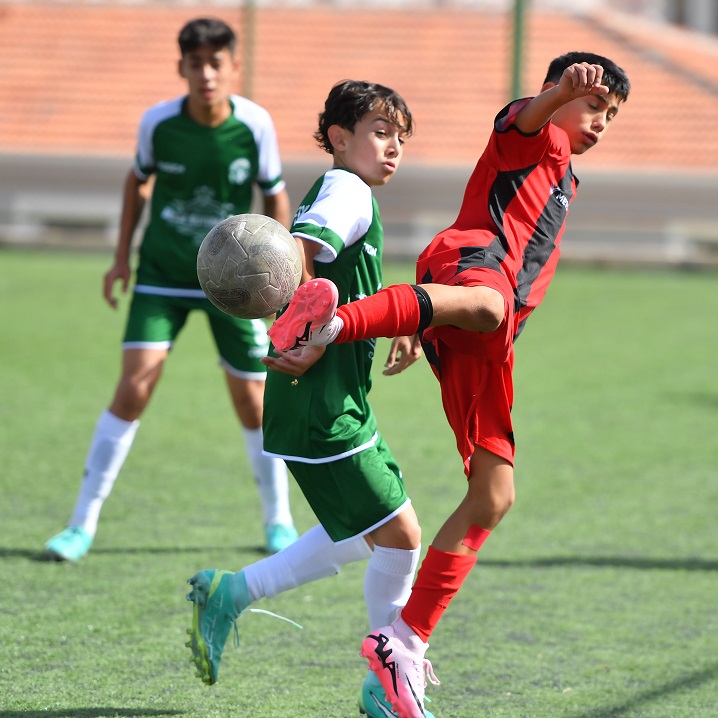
[360,625,439,718]
[268,277,340,352]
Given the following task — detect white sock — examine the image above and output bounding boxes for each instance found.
[312,316,345,346]
[364,545,421,630]
[393,616,428,652]
[243,524,372,601]
[243,426,293,526]
[68,410,139,535]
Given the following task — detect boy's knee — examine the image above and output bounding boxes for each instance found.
[462,286,506,332]
[477,288,506,332]
[500,488,516,517]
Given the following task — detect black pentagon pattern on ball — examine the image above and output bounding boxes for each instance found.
[197,214,302,320]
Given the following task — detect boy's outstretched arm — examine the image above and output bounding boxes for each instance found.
[514,62,609,135]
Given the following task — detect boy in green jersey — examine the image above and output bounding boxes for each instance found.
[44,17,298,562]
[185,80,434,718]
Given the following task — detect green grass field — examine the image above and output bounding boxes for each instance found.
[1,249,717,718]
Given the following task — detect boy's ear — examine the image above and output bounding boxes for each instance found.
[541,80,555,92]
[178,58,187,79]
[327,124,346,151]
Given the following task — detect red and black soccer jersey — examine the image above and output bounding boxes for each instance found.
[417,98,577,340]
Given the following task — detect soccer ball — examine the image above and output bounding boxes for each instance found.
[197,213,302,319]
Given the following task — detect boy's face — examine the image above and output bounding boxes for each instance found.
[178,45,239,108]
[550,91,623,154]
[330,105,408,187]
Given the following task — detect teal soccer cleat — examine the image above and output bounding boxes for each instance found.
[359,671,436,718]
[185,569,250,685]
[264,522,298,554]
[44,526,93,562]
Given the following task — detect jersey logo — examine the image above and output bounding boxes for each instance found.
[293,203,311,225]
[160,186,235,243]
[363,242,378,257]
[551,185,569,212]
[157,161,185,174]
[229,158,251,185]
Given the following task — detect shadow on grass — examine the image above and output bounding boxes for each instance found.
[0,545,268,562]
[482,556,718,571]
[572,662,718,718]
[0,710,183,718]
[3,548,716,571]
[666,390,718,409]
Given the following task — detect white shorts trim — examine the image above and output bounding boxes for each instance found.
[134,284,207,299]
[333,498,412,545]
[122,340,172,351]
[262,432,379,464]
[219,357,267,381]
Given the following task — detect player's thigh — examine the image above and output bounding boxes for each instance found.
[206,306,269,378]
[287,437,408,543]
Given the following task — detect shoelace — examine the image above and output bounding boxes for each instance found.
[229,607,303,649]
[407,657,440,709]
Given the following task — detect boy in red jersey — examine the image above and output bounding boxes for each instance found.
[269,52,631,718]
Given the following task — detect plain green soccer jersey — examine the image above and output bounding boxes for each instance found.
[263,169,387,462]
[133,95,284,290]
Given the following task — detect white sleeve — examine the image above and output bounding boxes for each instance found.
[293,170,373,262]
[231,95,285,195]
[132,97,184,180]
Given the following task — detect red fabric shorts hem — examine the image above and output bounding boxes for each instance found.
[416,260,516,475]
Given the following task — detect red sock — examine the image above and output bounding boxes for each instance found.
[335,284,420,343]
[400,546,478,642]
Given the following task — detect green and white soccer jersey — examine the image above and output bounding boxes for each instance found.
[134,94,285,291]
[263,168,408,541]
[264,168,386,461]
[122,94,282,375]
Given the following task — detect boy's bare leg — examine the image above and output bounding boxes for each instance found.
[420,284,506,335]
[432,445,514,553]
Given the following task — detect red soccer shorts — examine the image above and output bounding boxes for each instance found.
[416,259,517,474]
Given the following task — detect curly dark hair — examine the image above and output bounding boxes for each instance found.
[314,80,414,154]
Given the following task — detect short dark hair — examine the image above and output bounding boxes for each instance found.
[544,51,631,102]
[178,17,237,57]
[314,80,414,154]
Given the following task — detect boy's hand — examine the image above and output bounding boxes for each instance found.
[383,335,422,376]
[559,62,609,99]
[103,259,131,309]
[261,344,325,377]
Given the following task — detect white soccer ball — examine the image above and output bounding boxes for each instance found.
[197,213,302,319]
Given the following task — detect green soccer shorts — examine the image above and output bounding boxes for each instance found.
[123,290,269,378]
[287,434,409,543]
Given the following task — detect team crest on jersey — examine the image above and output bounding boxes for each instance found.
[160,186,235,243]
[551,185,569,212]
[228,158,251,185]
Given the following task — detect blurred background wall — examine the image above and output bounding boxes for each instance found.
[1,0,717,266]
